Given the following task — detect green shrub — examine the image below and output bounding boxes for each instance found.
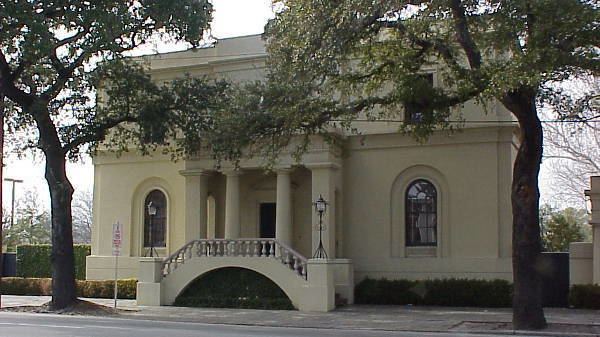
[0,277,52,295]
[569,284,600,309]
[174,297,294,310]
[16,244,91,280]
[355,278,512,307]
[174,267,294,310]
[0,277,137,299]
[76,279,137,299]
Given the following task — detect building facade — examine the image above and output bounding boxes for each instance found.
[86,34,519,311]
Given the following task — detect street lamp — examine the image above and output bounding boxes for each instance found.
[4,178,23,228]
[146,201,158,257]
[313,194,328,259]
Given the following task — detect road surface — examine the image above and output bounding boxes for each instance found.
[0,312,541,337]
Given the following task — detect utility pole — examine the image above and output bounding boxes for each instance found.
[4,178,23,228]
[0,93,5,308]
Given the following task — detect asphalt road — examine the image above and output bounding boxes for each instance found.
[0,312,541,337]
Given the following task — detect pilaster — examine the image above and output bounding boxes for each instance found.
[585,176,600,283]
[307,163,339,259]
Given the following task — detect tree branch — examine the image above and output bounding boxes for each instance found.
[449,0,482,69]
[41,51,88,102]
[0,50,34,106]
[63,115,138,153]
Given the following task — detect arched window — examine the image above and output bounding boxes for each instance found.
[405,179,437,246]
[144,189,167,248]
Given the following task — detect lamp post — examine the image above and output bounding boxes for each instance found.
[313,194,328,259]
[4,178,23,228]
[146,201,158,257]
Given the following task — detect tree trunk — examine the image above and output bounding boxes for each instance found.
[501,88,547,330]
[33,103,77,310]
[46,150,77,309]
[46,147,77,310]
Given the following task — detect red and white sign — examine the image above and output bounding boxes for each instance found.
[112,222,123,256]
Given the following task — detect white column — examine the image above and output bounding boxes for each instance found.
[198,174,209,239]
[224,170,242,239]
[587,176,600,284]
[276,168,293,245]
[181,170,209,242]
[308,164,338,259]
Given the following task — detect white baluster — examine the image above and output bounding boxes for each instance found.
[302,262,307,279]
[285,250,291,266]
[269,241,275,257]
[261,241,267,257]
[197,242,202,257]
[216,241,222,256]
[246,241,251,256]
[253,241,259,256]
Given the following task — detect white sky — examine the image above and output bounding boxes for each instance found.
[2,0,559,210]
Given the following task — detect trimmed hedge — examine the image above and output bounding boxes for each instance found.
[355,278,512,307]
[0,277,137,299]
[174,267,294,310]
[175,297,294,310]
[569,284,600,309]
[16,244,91,280]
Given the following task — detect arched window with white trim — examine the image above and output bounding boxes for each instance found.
[405,179,437,246]
[144,189,167,248]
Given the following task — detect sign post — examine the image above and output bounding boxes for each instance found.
[112,222,123,310]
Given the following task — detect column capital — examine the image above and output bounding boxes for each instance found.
[222,168,243,177]
[274,166,294,174]
[179,169,212,177]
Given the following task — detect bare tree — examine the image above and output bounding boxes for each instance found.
[72,190,92,244]
[2,190,51,247]
[543,78,600,209]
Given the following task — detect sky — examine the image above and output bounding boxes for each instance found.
[1,0,560,211]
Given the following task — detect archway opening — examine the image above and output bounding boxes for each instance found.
[173,267,294,310]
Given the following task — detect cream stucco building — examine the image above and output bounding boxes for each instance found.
[86,34,522,311]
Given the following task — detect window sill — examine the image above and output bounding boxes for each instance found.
[405,246,437,257]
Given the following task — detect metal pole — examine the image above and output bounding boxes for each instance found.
[4,178,23,228]
[4,178,23,227]
[113,249,118,310]
[149,215,153,257]
[0,93,5,309]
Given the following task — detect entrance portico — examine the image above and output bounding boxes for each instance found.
[179,143,343,260]
[136,151,353,311]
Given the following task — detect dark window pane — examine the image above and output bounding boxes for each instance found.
[404,73,434,124]
[405,179,437,246]
[144,190,167,248]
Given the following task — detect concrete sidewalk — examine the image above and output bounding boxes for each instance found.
[1,295,599,336]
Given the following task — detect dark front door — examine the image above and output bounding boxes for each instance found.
[259,203,276,238]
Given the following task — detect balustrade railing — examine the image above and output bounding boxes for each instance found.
[161,239,308,281]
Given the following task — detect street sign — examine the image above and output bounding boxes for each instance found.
[112,222,122,257]
[112,221,123,310]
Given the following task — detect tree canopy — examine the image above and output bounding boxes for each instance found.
[205,0,598,330]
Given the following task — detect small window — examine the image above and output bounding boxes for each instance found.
[405,179,437,246]
[404,73,434,124]
[144,190,167,248]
